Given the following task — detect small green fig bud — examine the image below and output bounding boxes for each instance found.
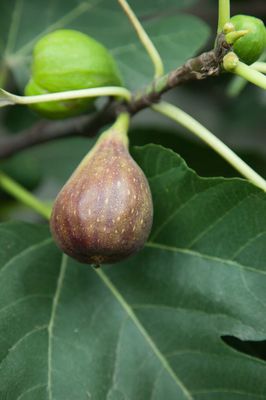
[25,29,122,119]
[50,114,153,265]
[223,52,239,71]
[223,22,235,34]
[229,15,266,65]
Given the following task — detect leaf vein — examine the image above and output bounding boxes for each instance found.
[150,181,225,241]
[96,269,193,400]
[15,0,103,57]
[186,192,254,248]
[16,383,46,400]
[0,325,47,368]
[0,237,53,279]
[47,254,68,400]
[4,0,24,56]
[232,230,266,260]
[107,319,127,398]
[0,294,52,315]
[146,242,266,276]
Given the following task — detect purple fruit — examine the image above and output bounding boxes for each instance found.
[50,115,153,265]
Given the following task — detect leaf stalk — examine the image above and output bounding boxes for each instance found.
[223,53,266,90]
[152,101,266,192]
[218,0,231,33]
[0,171,51,218]
[0,86,132,108]
[117,0,164,78]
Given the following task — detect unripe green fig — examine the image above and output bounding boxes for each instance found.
[25,29,122,119]
[50,114,153,265]
[229,15,266,65]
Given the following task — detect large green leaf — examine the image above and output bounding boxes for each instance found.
[0,0,209,90]
[0,144,266,399]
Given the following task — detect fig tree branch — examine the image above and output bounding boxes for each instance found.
[0,34,230,160]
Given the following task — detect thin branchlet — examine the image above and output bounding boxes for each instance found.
[0,34,230,159]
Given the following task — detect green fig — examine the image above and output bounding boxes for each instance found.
[50,114,153,265]
[229,15,266,65]
[25,29,122,119]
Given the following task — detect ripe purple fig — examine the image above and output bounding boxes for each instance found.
[50,113,153,265]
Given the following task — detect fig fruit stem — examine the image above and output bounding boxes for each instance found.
[233,62,266,89]
[111,111,130,139]
[218,0,231,33]
[117,0,164,79]
[223,53,266,90]
[152,101,266,192]
[0,171,51,219]
[226,61,266,97]
[0,86,132,108]
[100,111,130,147]
[252,62,266,74]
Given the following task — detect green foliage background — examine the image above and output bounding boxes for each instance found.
[0,0,265,399]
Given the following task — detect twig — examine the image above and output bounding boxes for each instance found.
[0,34,230,159]
[0,102,115,158]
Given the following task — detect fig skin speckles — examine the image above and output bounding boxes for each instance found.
[50,117,153,265]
